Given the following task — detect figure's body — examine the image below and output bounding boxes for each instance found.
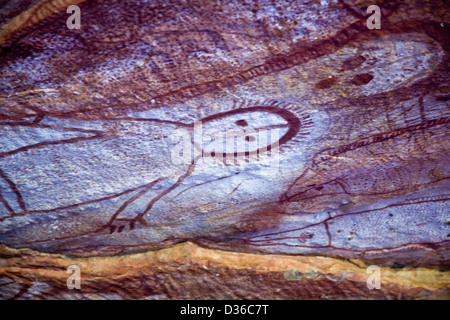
[0,101,309,233]
[0,120,190,228]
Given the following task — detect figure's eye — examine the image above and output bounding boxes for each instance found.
[235,120,248,127]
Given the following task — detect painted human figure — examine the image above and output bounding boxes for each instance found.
[0,100,311,233]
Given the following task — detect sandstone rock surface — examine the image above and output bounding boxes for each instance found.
[0,0,449,299]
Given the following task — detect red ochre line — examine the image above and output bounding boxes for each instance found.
[287,177,450,203]
[131,159,199,224]
[241,240,450,252]
[324,221,332,246]
[0,122,103,133]
[0,134,101,158]
[0,182,156,222]
[0,168,26,212]
[0,117,195,158]
[103,178,164,228]
[315,116,450,163]
[246,195,450,242]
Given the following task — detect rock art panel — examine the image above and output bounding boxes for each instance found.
[0,0,449,277]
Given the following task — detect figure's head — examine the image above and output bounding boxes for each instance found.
[170,100,313,166]
[198,106,301,159]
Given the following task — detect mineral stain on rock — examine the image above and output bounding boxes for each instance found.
[0,0,449,299]
[315,77,338,90]
[350,73,374,86]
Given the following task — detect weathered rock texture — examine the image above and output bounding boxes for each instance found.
[0,0,449,299]
[1,242,449,300]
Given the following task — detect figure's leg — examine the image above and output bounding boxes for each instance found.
[101,178,163,233]
[0,168,26,217]
[104,158,198,234]
[0,188,15,216]
[128,161,198,229]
